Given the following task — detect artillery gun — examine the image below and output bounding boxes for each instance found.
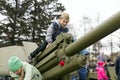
[0,11,120,80]
[32,11,120,80]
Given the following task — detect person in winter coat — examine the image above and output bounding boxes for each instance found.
[28,12,70,60]
[8,56,43,80]
[115,56,120,80]
[78,49,90,80]
[97,52,110,80]
[96,61,108,80]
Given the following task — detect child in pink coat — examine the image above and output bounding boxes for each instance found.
[96,61,108,80]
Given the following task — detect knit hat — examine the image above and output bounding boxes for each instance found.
[8,56,23,72]
[98,61,104,67]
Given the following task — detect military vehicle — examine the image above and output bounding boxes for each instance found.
[0,11,120,80]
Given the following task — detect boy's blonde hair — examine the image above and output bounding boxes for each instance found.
[60,12,69,20]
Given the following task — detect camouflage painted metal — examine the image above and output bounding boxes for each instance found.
[0,11,120,80]
[34,11,120,80]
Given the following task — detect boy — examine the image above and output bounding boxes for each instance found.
[29,12,70,60]
[8,56,43,80]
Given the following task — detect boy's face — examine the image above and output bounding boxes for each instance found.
[59,18,69,27]
[14,67,22,75]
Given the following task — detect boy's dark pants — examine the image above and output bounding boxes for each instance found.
[30,40,48,58]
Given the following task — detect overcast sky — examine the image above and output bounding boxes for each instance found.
[58,0,120,24]
[58,0,120,55]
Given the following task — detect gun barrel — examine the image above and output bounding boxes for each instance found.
[65,11,120,56]
[35,11,120,80]
[42,55,86,80]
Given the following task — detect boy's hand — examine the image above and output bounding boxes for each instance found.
[19,68,24,80]
[46,43,51,48]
